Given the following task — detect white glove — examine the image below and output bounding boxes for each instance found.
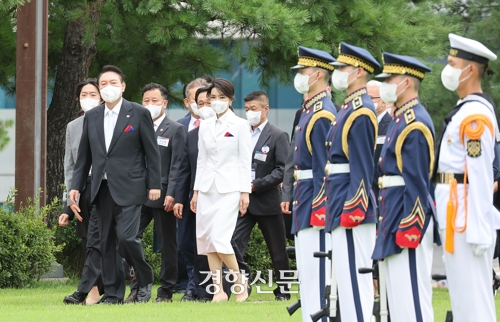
[471,244,490,256]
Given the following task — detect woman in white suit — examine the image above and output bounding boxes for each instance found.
[190,78,252,302]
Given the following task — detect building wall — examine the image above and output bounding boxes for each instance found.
[0,109,15,203]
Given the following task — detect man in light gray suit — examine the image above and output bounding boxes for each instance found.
[60,79,104,305]
[231,91,291,300]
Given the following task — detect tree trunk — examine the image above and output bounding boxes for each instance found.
[46,2,102,208]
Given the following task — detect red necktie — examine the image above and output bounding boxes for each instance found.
[194,119,201,128]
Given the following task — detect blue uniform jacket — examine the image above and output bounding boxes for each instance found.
[291,90,336,234]
[325,88,378,232]
[372,98,441,260]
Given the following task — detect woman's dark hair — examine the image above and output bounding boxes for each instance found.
[207,78,235,101]
[75,78,100,101]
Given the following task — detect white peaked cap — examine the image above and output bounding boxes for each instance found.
[448,33,497,63]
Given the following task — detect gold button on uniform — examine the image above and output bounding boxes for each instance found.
[294,147,298,151]
[379,196,383,201]
[387,138,390,142]
[378,216,383,221]
[379,157,382,162]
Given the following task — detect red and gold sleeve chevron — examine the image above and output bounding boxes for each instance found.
[310,182,326,227]
[340,180,368,228]
[395,197,425,248]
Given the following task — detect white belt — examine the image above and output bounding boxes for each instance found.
[294,169,313,180]
[325,163,350,175]
[378,175,405,189]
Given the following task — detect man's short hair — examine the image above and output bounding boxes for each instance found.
[98,65,125,84]
[184,77,212,99]
[142,83,169,100]
[195,86,211,103]
[244,91,269,106]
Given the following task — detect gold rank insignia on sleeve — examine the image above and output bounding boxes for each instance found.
[404,109,416,124]
[313,101,323,113]
[352,97,363,110]
[467,139,482,157]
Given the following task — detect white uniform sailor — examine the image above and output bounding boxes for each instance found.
[435,33,500,322]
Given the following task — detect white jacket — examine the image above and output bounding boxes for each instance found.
[194,109,252,194]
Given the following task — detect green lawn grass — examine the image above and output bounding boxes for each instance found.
[0,281,498,321]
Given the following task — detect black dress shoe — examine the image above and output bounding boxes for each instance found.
[124,289,138,304]
[155,296,173,303]
[136,283,152,303]
[98,298,123,305]
[275,294,291,301]
[181,290,198,302]
[63,291,87,304]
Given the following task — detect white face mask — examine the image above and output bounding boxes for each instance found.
[80,98,100,112]
[198,106,216,120]
[190,102,200,116]
[100,85,122,103]
[144,104,163,120]
[441,64,471,91]
[211,100,229,114]
[294,71,319,94]
[380,79,407,104]
[246,110,263,126]
[331,68,358,90]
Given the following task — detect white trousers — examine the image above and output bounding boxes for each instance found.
[441,228,497,322]
[382,220,434,322]
[331,224,376,322]
[295,228,329,322]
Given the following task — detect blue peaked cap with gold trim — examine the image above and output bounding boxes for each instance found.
[376,52,431,80]
[330,42,380,74]
[291,46,336,72]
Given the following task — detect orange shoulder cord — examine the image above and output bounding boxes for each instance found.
[445,114,493,254]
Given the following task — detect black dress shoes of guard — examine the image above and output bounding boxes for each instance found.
[275,294,291,301]
[63,291,87,304]
[181,290,198,302]
[136,283,152,303]
[124,289,138,303]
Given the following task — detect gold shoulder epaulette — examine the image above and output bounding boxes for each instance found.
[353,97,363,110]
[314,102,323,113]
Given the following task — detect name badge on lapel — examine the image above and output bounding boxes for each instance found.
[376,135,386,145]
[254,151,267,162]
[157,136,169,147]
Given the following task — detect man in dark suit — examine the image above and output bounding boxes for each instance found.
[124,83,187,303]
[69,65,161,304]
[174,86,249,301]
[231,91,291,301]
[367,80,393,198]
[175,77,211,301]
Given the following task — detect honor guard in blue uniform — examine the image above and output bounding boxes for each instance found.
[322,42,380,322]
[372,53,440,322]
[285,46,336,322]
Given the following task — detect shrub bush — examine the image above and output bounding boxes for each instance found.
[0,191,61,288]
[53,219,85,278]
